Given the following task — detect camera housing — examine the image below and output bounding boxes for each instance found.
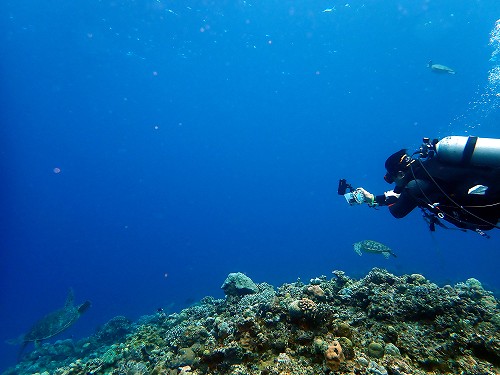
[338,179,364,205]
[344,189,365,205]
[337,179,351,195]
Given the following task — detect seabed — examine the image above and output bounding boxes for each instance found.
[4,268,500,375]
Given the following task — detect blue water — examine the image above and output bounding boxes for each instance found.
[1,0,499,371]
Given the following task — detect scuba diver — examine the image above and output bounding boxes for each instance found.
[338,136,500,237]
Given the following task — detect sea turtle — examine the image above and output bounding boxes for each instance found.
[427,60,455,74]
[353,240,396,259]
[8,289,91,355]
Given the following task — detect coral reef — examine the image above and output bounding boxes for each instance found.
[324,340,344,371]
[3,268,499,375]
[221,272,259,297]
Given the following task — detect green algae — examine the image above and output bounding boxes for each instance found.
[367,342,384,359]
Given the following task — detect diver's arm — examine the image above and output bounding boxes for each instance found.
[374,191,400,206]
[387,179,430,218]
[358,180,429,217]
[356,188,399,207]
[388,191,418,218]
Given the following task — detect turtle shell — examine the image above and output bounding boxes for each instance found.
[354,240,396,258]
[359,240,391,252]
[22,290,90,343]
[23,306,81,342]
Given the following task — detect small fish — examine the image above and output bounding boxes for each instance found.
[427,60,455,75]
[353,240,396,259]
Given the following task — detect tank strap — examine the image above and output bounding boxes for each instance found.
[461,136,478,165]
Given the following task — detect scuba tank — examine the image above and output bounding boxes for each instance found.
[434,136,500,167]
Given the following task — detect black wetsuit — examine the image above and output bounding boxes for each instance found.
[374,158,500,231]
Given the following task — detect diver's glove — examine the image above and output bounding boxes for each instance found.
[383,190,400,200]
[356,188,377,207]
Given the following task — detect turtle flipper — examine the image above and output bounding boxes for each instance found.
[353,243,363,256]
[16,341,29,362]
[5,334,24,346]
[64,288,75,308]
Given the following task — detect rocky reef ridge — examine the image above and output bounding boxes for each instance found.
[4,268,499,375]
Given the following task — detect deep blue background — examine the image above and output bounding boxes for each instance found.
[1,0,499,371]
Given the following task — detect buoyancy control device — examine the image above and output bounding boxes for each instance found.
[415,135,500,235]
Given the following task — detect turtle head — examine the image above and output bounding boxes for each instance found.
[78,301,92,314]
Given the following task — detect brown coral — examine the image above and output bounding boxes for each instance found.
[306,285,326,301]
[324,341,344,371]
[239,331,254,350]
[298,298,317,313]
[288,298,317,319]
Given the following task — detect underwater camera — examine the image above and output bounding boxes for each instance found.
[338,179,365,206]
